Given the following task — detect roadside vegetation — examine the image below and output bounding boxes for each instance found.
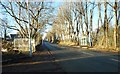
[46,1,120,52]
[2,40,28,62]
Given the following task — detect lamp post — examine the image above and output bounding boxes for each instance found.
[27,0,32,57]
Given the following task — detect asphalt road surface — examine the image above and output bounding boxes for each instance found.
[43,42,120,72]
[2,43,64,72]
[2,41,120,73]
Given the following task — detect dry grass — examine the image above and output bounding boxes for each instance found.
[59,41,78,46]
[92,45,119,53]
[58,40,119,53]
[59,41,119,53]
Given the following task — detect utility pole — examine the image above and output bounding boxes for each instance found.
[3,12,7,40]
[27,0,32,57]
[1,31,2,38]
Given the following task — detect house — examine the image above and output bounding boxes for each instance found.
[10,34,19,40]
[4,34,19,41]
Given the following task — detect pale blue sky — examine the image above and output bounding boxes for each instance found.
[0,1,117,37]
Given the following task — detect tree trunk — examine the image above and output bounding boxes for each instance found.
[85,2,89,37]
[98,3,103,46]
[104,2,108,49]
[90,9,93,47]
[114,2,118,49]
[80,14,84,36]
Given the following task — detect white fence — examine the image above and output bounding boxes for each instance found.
[14,38,35,52]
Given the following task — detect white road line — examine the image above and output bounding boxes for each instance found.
[81,51,94,56]
[111,58,120,62]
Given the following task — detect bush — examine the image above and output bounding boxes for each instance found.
[2,40,14,52]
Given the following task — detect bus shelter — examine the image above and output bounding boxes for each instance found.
[80,36,88,47]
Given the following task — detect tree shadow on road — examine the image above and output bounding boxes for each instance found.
[2,44,65,72]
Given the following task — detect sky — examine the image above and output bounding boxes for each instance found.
[0,1,119,38]
[0,2,18,37]
[51,1,115,31]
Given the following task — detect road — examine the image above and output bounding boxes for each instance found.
[2,43,64,72]
[43,42,119,72]
[2,41,120,73]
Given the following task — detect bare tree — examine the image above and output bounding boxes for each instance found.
[85,1,89,37]
[0,18,7,40]
[102,2,109,48]
[0,1,54,44]
[89,2,96,46]
[106,1,119,49]
[56,3,73,41]
[72,2,79,43]
[113,2,119,49]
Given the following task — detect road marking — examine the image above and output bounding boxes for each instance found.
[55,56,93,62]
[3,60,52,67]
[111,58,120,62]
[81,52,94,56]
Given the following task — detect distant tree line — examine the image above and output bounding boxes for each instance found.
[47,1,120,50]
